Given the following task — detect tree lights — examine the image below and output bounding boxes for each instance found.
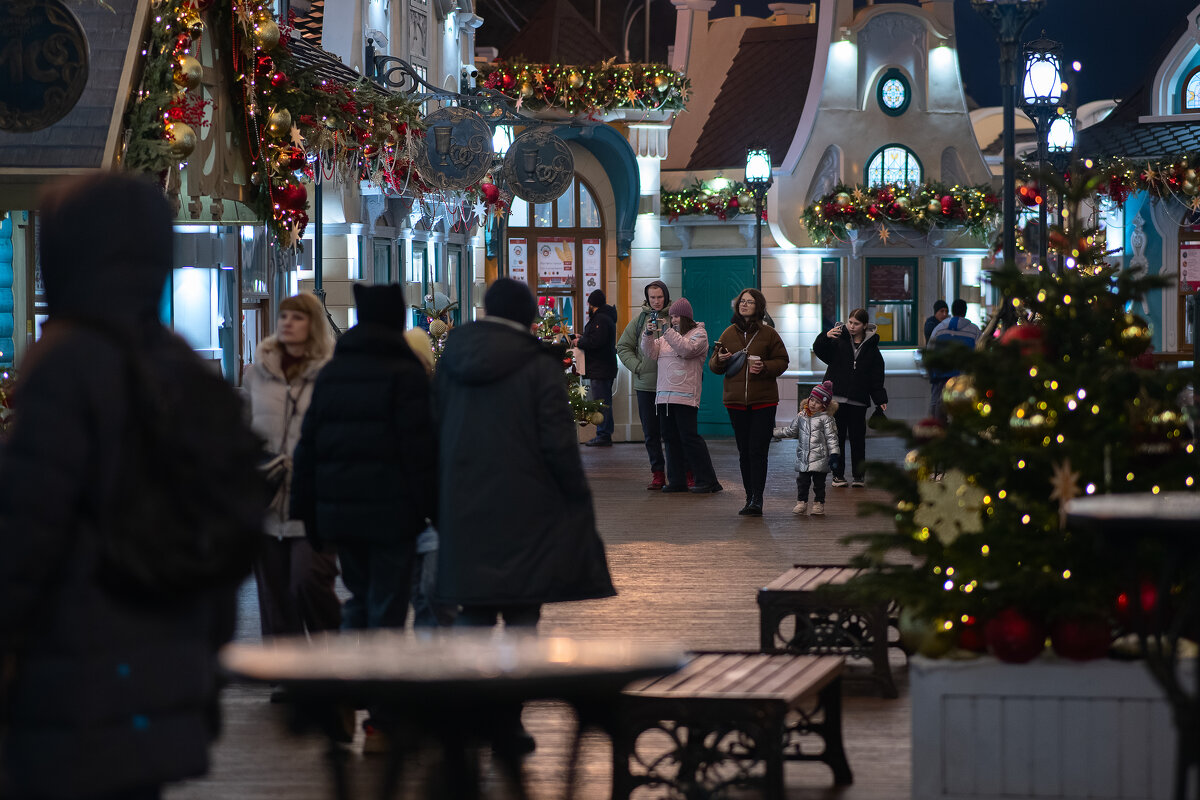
[477,62,689,116]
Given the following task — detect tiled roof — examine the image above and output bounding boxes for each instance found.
[687,23,818,171]
[500,0,617,64]
[288,36,365,86]
[291,0,324,46]
[1076,119,1200,160]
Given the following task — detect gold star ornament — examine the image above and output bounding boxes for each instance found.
[1049,459,1082,528]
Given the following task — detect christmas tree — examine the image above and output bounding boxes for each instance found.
[844,166,1199,661]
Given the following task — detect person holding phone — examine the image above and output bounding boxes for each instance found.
[708,288,790,516]
[812,308,888,488]
[616,281,673,487]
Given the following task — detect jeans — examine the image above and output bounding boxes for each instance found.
[833,403,868,481]
[797,471,827,502]
[930,380,947,421]
[727,405,777,500]
[411,550,457,628]
[635,389,664,471]
[339,538,417,630]
[659,404,718,488]
[588,378,614,440]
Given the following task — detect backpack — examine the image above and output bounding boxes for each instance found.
[71,318,269,600]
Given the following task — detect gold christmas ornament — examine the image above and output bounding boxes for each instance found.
[519,81,534,98]
[589,411,604,425]
[266,108,292,138]
[568,71,583,88]
[834,192,852,207]
[940,375,977,415]
[428,319,449,338]
[895,196,911,209]
[167,121,197,158]
[172,54,202,90]
[738,192,754,208]
[653,73,670,92]
[254,18,281,50]
[1008,398,1049,432]
[927,199,942,214]
[1184,181,1198,197]
[1120,314,1150,349]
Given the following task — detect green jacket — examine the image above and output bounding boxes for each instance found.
[616,302,660,393]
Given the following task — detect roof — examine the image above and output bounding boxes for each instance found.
[291,0,325,46]
[288,36,367,86]
[687,23,819,171]
[500,0,617,64]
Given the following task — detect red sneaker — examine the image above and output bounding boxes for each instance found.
[686,471,695,489]
[647,471,665,490]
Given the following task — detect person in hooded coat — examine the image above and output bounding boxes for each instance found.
[243,292,340,642]
[573,289,618,446]
[0,173,240,799]
[615,280,672,488]
[290,284,436,631]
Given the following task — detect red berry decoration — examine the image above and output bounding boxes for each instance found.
[1050,615,1112,661]
[985,607,1046,663]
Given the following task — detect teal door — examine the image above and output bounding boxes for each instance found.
[682,256,756,436]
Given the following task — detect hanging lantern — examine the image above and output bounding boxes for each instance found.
[167,121,197,158]
[254,18,281,50]
[172,54,203,90]
[266,108,292,138]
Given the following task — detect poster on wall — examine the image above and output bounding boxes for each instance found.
[537,237,575,288]
[582,239,601,294]
[1180,241,1200,292]
[509,238,527,284]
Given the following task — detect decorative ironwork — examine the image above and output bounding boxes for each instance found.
[0,0,89,133]
[413,106,493,190]
[501,127,574,204]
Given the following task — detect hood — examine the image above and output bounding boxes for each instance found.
[39,173,173,327]
[439,320,552,386]
[596,304,618,323]
[836,322,880,347]
[334,322,420,362]
[253,335,326,380]
[643,280,670,308]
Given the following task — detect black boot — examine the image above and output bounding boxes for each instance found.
[745,495,763,516]
[738,494,754,515]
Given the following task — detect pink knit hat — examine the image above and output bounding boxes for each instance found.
[810,381,834,405]
[668,297,693,318]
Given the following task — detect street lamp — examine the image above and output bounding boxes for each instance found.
[1019,33,1063,274]
[971,0,1046,287]
[489,125,513,276]
[1046,110,1075,273]
[745,146,772,291]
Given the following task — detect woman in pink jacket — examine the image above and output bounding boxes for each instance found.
[641,298,722,494]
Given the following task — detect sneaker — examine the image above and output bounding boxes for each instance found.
[851,479,865,488]
[831,477,848,488]
[584,437,612,447]
[810,501,824,516]
[792,501,807,515]
[932,472,945,482]
[689,482,722,494]
[686,471,695,489]
[647,470,666,490]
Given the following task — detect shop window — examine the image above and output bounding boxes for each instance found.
[820,257,841,333]
[865,257,917,346]
[877,68,910,117]
[866,144,922,188]
[939,257,962,304]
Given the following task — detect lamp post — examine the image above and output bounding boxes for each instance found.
[1046,110,1075,274]
[971,0,1046,284]
[745,146,772,291]
[489,124,513,277]
[1019,33,1064,274]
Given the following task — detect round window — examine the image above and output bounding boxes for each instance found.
[877,69,910,116]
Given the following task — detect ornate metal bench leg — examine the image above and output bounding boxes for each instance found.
[820,679,853,786]
[870,603,899,698]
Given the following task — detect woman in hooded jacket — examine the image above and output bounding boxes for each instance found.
[812,307,888,488]
[243,292,341,642]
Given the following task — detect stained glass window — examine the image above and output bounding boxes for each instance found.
[877,68,910,116]
[866,145,922,188]
[1186,70,1200,111]
[881,79,906,109]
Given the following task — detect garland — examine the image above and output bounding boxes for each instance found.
[802,182,1000,246]
[534,309,605,427]
[478,61,689,116]
[661,178,765,222]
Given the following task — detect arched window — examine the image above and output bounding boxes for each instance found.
[1184,66,1200,112]
[866,145,922,188]
[877,68,910,116]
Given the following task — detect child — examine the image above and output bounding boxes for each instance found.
[774,381,841,516]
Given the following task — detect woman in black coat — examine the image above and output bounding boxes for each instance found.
[812,307,888,487]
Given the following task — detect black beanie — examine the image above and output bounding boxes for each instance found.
[353,283,407,330]
[484,278,537,327]
[587,289,606,308]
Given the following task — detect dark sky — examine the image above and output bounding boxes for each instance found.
[477,0,1199,107]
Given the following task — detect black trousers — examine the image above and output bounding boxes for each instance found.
[659,403,718,488]
[339,538,417,630]
[635,389,665,472]
[253,537,342,638]
[797,471,827,503]
[833,403,868,481]
[727,405,776,499]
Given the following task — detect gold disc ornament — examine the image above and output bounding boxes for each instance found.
[254,18,280,50]
[167,121,197,158]
[172,54,202,90]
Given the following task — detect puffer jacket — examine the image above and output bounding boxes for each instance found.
[616,281,672,393]
[812,323,889,407]
[641,323,708,408]
[774,399,841,473]
[708,322,790,407]
[242,336,328,539]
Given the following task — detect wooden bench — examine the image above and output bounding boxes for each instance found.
[757,565,899,698]
[612,652,852,799]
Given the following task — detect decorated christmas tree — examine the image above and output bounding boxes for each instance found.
[533,307,605,427]
[845,166,1199,661]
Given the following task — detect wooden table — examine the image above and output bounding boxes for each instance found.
[221,631,685,800]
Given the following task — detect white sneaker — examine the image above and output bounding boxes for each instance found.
[851,479,865,488]
[831,477,848,488]
[792,501,807,515]
[810,501,824,516]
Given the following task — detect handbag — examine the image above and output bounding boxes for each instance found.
[724,349,747,377]
[867,405,888,430]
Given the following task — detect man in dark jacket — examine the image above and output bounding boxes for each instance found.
[0,173,242,799]
[291,283,436,631]
[574,288,618,446]
[434,278,616,752]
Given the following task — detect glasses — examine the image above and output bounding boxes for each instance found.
[738,298,756,306]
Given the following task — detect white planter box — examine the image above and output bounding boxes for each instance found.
[911,655,1181,800]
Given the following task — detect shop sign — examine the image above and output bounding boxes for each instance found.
[413,106,493,190]
[508,238,527,284]
[0,0,89,133]
[582,239,601,293]
[537,237,574,288]
[501,127,573,204]
[1180,241,1200,293]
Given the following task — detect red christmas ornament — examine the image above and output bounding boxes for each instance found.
[500,73,516,90]
[481,182,500,204]
[256,55,275,76]
[1017,181,1042,208]
[275,182,308,210]
[282,146,306,170]
[174,34,193,53]
[1050,615,1112,661]
[1115,578,1162,631]
[911,416,946,442]
[985,607,1046,663]
[940,195,953,214]
[270,71,289,88]
[998,323,1045,357]
[957,615,987,653]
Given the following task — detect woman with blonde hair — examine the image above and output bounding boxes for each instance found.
[243,292,340,648]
